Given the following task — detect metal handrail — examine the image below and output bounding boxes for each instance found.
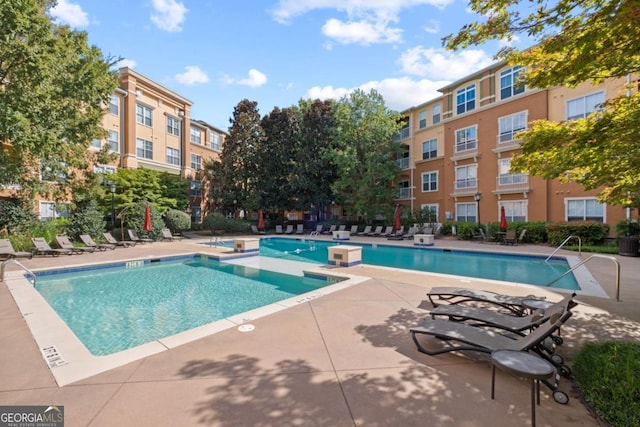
[545,235,581,262]
[1,259,36,285]
[543,254,622,300]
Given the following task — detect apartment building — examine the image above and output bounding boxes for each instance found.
[396,61,632,232]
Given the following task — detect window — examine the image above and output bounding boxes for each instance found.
[136,104,152,126]
[190,207,202,224]
[90,138,101,149]
[190,180,202,197]
[498,111,527,143]
[397,181,410,199]
[500,66,525,99]
[210,132,220,150]
[566,198,605,222]
[499,201,527,222]
[455,164,477,189]
[455,126,477,152]
[421,171,438,192]
[40,161,67,182]
[39,201,69,221]
[456,203,477,223]
[498,158,528,185]
[190,153,202,170]
[190,127,202,144]
[432,104,441,124]
[456,84,476,114]
[136,138,153,159]
[108,94,119,115]
[167,116,180,136]
[93,165,117,174]
[566,92,605,120]
[422,138,437,160]
[166,147,180,165]
[418,110,427,129]
[421,204,439,222]
[108,130,119,152]
[394,122,410,141]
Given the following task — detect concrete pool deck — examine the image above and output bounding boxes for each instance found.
[1,234,639,426]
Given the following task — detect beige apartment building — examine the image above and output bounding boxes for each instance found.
[396,61,633,233]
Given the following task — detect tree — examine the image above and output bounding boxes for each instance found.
[444,0,640,206]
[0,0,118,198]
[331,89,402,221]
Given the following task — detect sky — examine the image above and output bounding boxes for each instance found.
[49,0,529,131]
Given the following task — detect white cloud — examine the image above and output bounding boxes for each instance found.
[115,59,137,69]
[220,69,268,88]
[49,0,89,28]
[499,34,521,48]
[150,0,188,32]
[322,18,402,45]
[398,46,494,80]
[306,77,449,111]
[175,66,209,85]
[424,19,440,34]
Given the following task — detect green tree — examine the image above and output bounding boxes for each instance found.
[0,0,118,199]
[444,0,640,206]
[331,89,402,221]
[65,199,106,240]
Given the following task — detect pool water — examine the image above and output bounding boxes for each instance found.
[258,238,579,289]
[35,256,333,356]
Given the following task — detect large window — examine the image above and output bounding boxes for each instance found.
[39,201,69,221]
[456,84,476,114]
[108,130,119,152]
[108,94,119,115]
[455,126,477,153]
[421,204,439,222]
[136,104,152,126]
[93,165,117,174]
[190,127,202,144]
[498,158,528,185]
[498,111,527,143]
[136,138,153,159]
[166,147,180,165]
[500,66,525,99]
[210,132,220,150]
[432,104,441,124]
[567,92,604,120]
[418,110,427,129]
[455,164,477,190]
[190,180,202,197]
[90,138,101,149]
[499,201,527,222]
[190,153,202,170]
[167,116,180,136]
[566,198,605,222]
[456,203,477,223]
[422,138,437,160]
[421,171,438,192]
[40,161,67,182]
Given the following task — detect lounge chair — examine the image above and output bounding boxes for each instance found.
[284,225,294,234]
[128,229,153,244]
[322,225,336,235]
[275,225,284,234]
[517,229,527,245]
[427,287,546,315]
[337,225,346,232]
[103,232,133,247]
[31,237,73,256]
[0,239,33,259]
[295,224,304,234]
[251,225,266,235]
[80,234,115,251]
[161,228,183,241]
[367,226,383,236]
[503,229,517,245]
[313,225,323,234]
[356,225,372,236]
[349,225,359,234]
[387,226,405,240]
[381,226,394,237]
[430,293,577,336]
[403,226,418,239]
[56,235,95,254]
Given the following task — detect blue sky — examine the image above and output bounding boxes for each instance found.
[49,0,528,130]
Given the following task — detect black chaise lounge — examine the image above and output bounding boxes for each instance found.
[427,287,547,315]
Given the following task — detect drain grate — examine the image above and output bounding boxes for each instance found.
[41,346,68,368]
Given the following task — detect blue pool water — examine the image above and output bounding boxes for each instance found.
[34,255,334,356]
[256,238,579,289]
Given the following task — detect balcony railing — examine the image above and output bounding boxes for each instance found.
[496,131,524,150]
[396,157,410,169]
[396,187,411,199]
[496,174,529,192]
[454,140,477,153]
[393,127,410,142]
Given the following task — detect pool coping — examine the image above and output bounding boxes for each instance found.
[4,252,369,386]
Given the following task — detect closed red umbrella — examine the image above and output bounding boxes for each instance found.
[500,206,507,231]
[258,210,264,230]
[143,205,152,232]
[394,206,402,231]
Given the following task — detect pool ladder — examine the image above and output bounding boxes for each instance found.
[545,235,581,262]
[1,259,36,285]
[544,254,621,300]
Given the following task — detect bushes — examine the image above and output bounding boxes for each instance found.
[547,221,609,246]
[616,219,640,237]
[202,213,251,235]
[164,209,191,233]
[65,199,106,240]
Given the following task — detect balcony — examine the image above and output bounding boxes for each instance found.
[396,157,410,170]
[495,174,530,195]
[452,178,477,196]
[396,187,412,199]
[493,131,525,156]
[450,141,479,163]
[393,126,410,142]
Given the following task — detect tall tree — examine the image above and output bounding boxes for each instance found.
[444,0,640,205]
[331,89,402,221]
[0,0,118,198]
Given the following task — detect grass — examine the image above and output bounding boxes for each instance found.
[563,244,619,254]
[572,341,640,426]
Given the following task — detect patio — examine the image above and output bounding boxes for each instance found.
[1,235,638,426]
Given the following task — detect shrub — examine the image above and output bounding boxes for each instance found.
[0,199,37,234]
[126,202,164,240]
[65,199,106,240]
[573,341,640,426]
[615,219,640,237]
[202,213,252,235]
[547,221,609,246]
[164,209,191,233]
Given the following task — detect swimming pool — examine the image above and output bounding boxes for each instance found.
[254,238,580,289]
[34,255,339,356]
